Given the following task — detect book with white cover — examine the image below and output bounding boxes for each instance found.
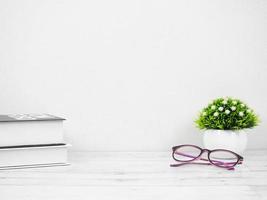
[0,114,65,146]
[0,143,70,169]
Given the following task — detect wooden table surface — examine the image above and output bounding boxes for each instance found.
[1,150,267,200]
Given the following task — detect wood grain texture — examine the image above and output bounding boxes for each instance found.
[0,150,266,200]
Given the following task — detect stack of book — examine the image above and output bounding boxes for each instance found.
[0,114,69,169]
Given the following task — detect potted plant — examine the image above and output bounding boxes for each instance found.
[195,97,259,154]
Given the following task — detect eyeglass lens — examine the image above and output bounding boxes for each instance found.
[209,150,238,168]
[173,146,201,161]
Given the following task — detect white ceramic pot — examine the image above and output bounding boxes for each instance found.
[203,130,248,154]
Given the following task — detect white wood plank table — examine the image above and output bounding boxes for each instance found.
[0,150,266,200]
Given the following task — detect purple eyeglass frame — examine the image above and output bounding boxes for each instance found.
[170,144,244,170]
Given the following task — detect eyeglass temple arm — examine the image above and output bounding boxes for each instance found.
[170,162,235,170]
[170,162,211,166]
[174,152,242,165]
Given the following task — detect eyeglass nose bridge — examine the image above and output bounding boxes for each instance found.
[202,149,211,153]
[202,149,210,152]
[198,149,211,157]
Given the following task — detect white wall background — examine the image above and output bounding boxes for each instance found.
[0,0,266,151]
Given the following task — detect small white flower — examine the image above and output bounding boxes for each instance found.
[239,112,244,117]
[222,100,228,105]
[231,106,236,111]
[218,107,224,111]
[202,112,207,116]
[232,101,237,105]
[241,104,245,107]
[214,112,219,117]
[225,110,230,114]
[247,109,251,113]
[211,105,216,110]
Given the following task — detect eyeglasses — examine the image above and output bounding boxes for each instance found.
[170,144,243,170]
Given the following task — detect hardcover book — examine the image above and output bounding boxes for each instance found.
[0,143,70,169]
[0,114,65,146]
